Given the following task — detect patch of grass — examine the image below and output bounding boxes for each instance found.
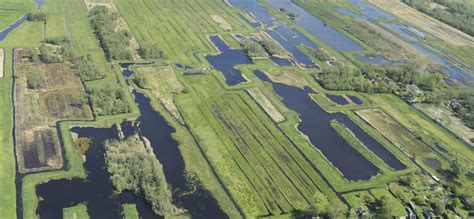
[122,204,139,219]
[63,203,89,219]
[0,0,35,31]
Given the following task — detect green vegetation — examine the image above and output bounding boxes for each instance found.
[259,39,287,57]
[87,85,130,116]
[39,43,63,63]
[122,204,139,219]
[89,6,132,60]
[63,203,89,219]
[27,10,47,21]
[105,135,178,216]
[0,0,35,31]
[26,71,42,89]
[317,64,445,93]
[402,0,474,36]
[240,38,266,58]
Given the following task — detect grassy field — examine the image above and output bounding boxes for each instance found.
[63,203,89,219]
[415,103,473,147]
[177,72,341,217]
[364,94,473,164]
[122,204,139,219]
[43,0,67,39]
[0,0,35,31]
[114,0,254,65]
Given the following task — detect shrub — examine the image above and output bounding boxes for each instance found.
[139,43,164,59]
[105,136,178,215]
[26,72,42,89]
[39,44,63,63]
[75,56,105,81]
[87,85,130,116]
[27,10,47,21]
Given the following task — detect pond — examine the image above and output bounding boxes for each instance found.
[326,94,349,105]
[255,70,406,180]
[206,35,252,86]
[34,65,227,218]
[423,158,442,170]
[348,95,363,105]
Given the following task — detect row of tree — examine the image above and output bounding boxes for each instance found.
[402,0,474,36]
[89,6,133,60]
[316,64,445,93]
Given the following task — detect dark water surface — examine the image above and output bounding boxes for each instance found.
[326,94,349,105]
[206,35,252,85]
[348,95,363,105]
[255,70,405,180]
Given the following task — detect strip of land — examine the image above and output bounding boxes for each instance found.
[367,0,474,46]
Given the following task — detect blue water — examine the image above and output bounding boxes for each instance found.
[0,0,44,41]
[348,95,363,105]
[326,94,349,105]
[266,0,364,52]
[206,36,252,85]
[355,54,406,66]
[228,0,319,68]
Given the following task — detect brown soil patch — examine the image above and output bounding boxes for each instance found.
[246,88,285,123]
[211,15,232,31]
[14,49,93,173]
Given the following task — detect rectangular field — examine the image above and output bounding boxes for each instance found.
[14,49,93,173]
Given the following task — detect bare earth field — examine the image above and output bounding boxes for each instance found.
[246,88,285,123]
[14,49,93,173]
[368,0,474,46]
[211,15,232,31]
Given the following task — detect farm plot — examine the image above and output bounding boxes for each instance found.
[177,73,339,217]
[114,0,253,65]
[364,94,474,164]
[43,0,67,39]
[356,108,433,159]
[14,49,93,173]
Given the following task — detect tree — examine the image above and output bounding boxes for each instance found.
[27,10,47,21]
[434,200,446,215]
[311,192,329,216]
[26,72,41,89]
[450,156,466,178]
[326,198,347,218]
[375,196,395,218]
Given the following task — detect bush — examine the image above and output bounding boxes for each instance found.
[87,85,130,116]
[105,136,178,215]
[75,56,105,81]
[259,40,286,56]
[240,38,265,58]
[89,6,133,60]
[139,43,164,59]
[26,72,42,89]
[27,10,47,21]
[39,44,63,63]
